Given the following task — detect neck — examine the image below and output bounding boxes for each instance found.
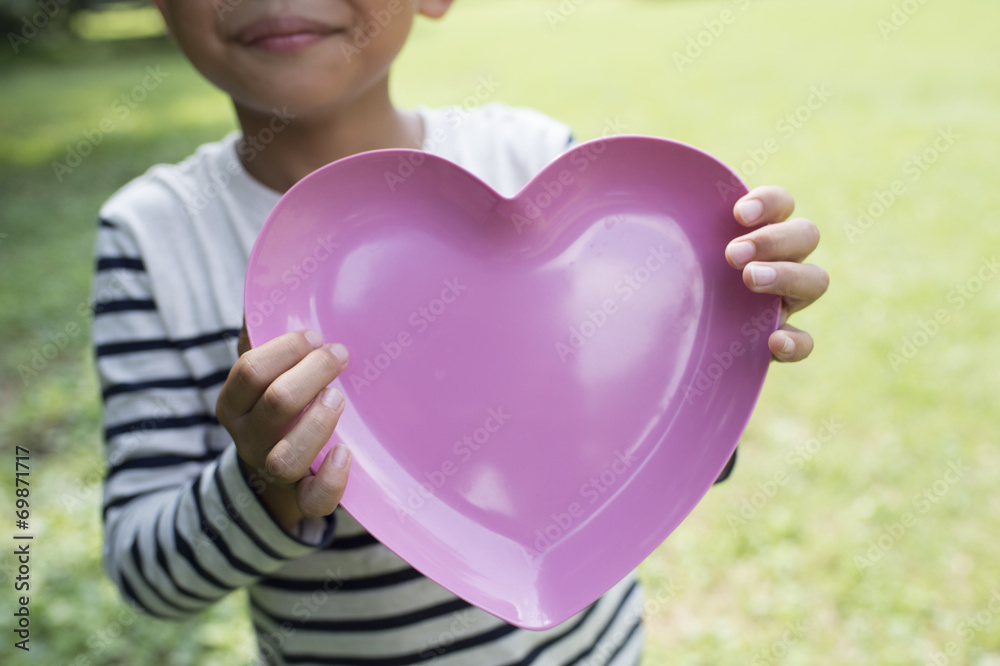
[233,78,422,193]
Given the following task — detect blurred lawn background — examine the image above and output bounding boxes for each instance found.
[1,0,998,663]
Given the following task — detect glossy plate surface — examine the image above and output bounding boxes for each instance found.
[245,135,779,629]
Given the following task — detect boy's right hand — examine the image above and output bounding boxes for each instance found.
[216,325,352,536]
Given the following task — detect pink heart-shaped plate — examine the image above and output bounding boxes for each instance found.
[245,135,778,629]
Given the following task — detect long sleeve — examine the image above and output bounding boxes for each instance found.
[93,218,335,620]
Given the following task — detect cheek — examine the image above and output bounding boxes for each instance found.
[360,17,414,72]
[349,0,415,57]
[165,9,230,81]
[179,41,238,96]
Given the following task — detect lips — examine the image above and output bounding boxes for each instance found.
[234,15,342,53]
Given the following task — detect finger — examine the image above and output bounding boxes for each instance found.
[237,320,251,357]
[260,387,346,484]
[734,185,795,227]
[297,444,351,518]
[244,343,350,444]
[769,323,814,363]
[217,329,325,420]
[743,261,830,313]
[726,217,820,268]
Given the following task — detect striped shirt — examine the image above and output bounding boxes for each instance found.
[93,103,652,665]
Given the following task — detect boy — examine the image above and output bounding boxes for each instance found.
[93,0,829,664]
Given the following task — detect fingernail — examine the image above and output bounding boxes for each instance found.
[780,334,795,356]
[303,330,323,348]
[331,445,351,469]
[327,343,349,365]
[320,387,344,410]
[750,264,777,287]
[738,199,763,224]
[728,240,755,266]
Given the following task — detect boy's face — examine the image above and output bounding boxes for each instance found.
[153,0,452,117]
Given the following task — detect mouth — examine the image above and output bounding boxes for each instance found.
[234,16,344,54]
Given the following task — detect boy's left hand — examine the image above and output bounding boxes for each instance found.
[724,186,829,363]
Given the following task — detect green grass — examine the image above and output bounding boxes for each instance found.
[2,0,999,663]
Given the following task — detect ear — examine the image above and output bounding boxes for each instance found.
[417,0,455,19]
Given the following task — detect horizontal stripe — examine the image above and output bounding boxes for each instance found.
[253,579,634,666]
[104,413,218,441]
[254,596,471,633]
[246,562,461,625]
[107,451,218,480]
[102,368,229,400]
[103,487,161,515]
[96,327,241,357]
[325,532,380,550]
[283,622,521,665]
[260,566,424,592]
[94,299,157,316]
[97,257,146,272]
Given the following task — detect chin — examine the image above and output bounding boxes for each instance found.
[230,63,386,119]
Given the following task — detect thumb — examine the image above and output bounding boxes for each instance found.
[237,319,252,357]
